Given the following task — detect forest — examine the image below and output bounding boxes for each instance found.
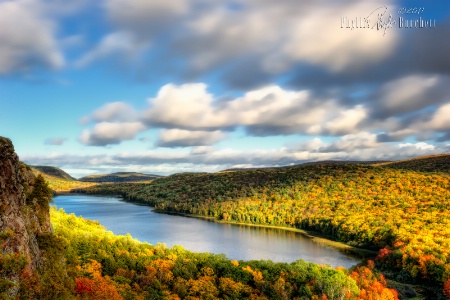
[42,206,398,299]
[76,161,450,298]
[1,166,398,299]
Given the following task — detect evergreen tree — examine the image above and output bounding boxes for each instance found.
[27,174,53,206]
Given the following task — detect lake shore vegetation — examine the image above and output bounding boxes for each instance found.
[48,207,397,299]
[75,162,450,298]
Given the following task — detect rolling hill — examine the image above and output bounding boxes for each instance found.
[34,153,450,296]
[31,165,76,181]
[29,166,163,192]
[77,153,450,296]
[3,136,395,300]
[30,166,96,192]
[79,172,162,183]
[220,160,390,173]
[376,153,450,174]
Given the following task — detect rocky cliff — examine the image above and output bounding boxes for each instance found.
[0,137,53,298]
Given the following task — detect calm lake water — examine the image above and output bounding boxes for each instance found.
[53,195,360,268]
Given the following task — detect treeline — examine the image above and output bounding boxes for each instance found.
[46,207,397,299]
[79,164,450,295]
[376,154,450,174]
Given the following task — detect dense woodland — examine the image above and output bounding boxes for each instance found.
[1,165,399,299]
[374,155,450,174]
[45,206,397,299]
[77,159,450,298]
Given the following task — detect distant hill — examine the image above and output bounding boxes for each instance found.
[221,160,390,172]
[221,155,450,173]
[29,166,162,191]
[31,165,76,181]
[79,172,162,183]
[301,160,390,166]
[30,165,96,192]
[376,153,450,174]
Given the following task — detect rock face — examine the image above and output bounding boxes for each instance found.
[0,137,53,297]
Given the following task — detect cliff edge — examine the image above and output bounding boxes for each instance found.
[0,137,53,298]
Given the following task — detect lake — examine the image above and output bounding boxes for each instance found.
[53,195,360,268]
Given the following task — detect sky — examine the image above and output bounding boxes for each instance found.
[1,0,450,178]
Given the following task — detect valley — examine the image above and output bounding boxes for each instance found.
[3,136,450,299]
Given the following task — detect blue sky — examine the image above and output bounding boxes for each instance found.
[1,0,449,178]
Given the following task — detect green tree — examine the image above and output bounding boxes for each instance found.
[27,174,52,206]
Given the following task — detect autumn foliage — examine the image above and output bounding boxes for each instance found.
[81,163,450,293]
[74,260,122,299]
[42,207,400,299]
[444,278,450,299]
[349,262,398,300]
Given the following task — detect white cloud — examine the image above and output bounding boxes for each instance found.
[80,81,449,148]
[80,101,138,125]
[296,132,379,153]
[295,138,328,152]
[79,122,146,146]
[143,83,230,129]
[328,132,378,151]
[191,146,215,155]
[78,83,374,148]
[142,83,365,136]
[75,31,148,67]
[78,0,399,76]
[322,106,367,135]
[383,102,450,141]
[177,0,399,74]
[424,103,450,131]
[22,138,446,176]
[378,75,450,115]
[398,142,436,151]
[92,101,137,122]
[157,129,226,147]
[228,85,315,128]
[277,2,398,72]
[0,0,64,74]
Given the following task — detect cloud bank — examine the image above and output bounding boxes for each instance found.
[2,0,449,175]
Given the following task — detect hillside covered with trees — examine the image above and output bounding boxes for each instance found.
[376,154,450,174]
[30,166,96,192]
[78,160,450,298]
[79,172,162,183]
[2,136,400,299]
[30,167,162,192]
[31,165,76,181]
[47,207,397,299]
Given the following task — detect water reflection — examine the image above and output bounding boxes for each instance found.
[53,195,360,268]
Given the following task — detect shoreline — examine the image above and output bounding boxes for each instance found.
[56,191,377,260]
[153,209,378,259]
